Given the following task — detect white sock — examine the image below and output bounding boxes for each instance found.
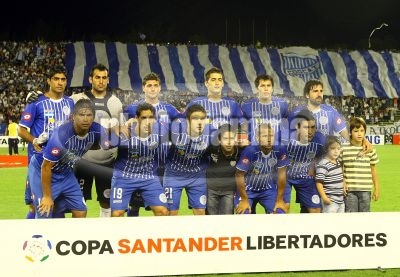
[100,207,111,217]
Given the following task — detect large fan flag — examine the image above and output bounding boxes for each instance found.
[65,42,400,98]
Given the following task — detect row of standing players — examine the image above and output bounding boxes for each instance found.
[18,64,379,218]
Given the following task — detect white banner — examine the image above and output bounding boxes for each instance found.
[0,136,24,148]
[365,135,385,145]
[1,213,400,276]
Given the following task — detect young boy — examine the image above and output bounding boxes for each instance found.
[340,117,380,212]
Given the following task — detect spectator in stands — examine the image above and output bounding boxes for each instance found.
[6,117,19,155]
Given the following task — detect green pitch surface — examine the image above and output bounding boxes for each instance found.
[1,145,399,276]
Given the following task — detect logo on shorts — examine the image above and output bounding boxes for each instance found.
[103,189,110,199]
[199,195,207,205]
[159,193,167,203]
[312,194,321,204]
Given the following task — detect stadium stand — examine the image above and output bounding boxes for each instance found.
[0,41,398,134]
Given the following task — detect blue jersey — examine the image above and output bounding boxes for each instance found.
[285,131,326,180]
[40,121,106,174]
[113,122,168,179]
[185,96,243,131]
[289,104,347,136]
[241,96,289,143]
[166,119,212,174]
[19,94,74,159]
[124,100,182,124]
[236,145,289,191]
[124,101,181,169]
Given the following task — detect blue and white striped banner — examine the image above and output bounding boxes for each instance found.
[65,42,400,98]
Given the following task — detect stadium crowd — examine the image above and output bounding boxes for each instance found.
[0,41,398,135]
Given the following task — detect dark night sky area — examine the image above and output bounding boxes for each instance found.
[1,0,399,50]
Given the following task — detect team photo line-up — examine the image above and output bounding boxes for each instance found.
[17,63,379,219]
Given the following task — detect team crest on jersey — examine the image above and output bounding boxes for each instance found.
[62,106,71,115]
[44,109,55,117]
[129,148,140,159]
[319,116,328,125]
[177,146,186,156]
[252,111,262,118]
[306,151,316,159]
[242,157,249,165]
[336,118,342,125]
[212,118,229,129]
[252,162,263,175]
[194,141,207,151]
[230,161,236,167]
[148,141,159,150]
[221,106,230,116]
[271,107,280,115]
[211,153,218,163]
[23,113,32,121]
[268,158,277,167]
[51,148,60,156]
[158,109,167,118]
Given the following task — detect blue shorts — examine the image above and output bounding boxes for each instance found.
[234,188,278,214]
[163,169,207,211]
[29,156,87,219]
[110,176,167,211]
[289,178,321,209]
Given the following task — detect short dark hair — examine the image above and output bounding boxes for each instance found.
[255,74,274,88]
[186,104,206,120]
[294,109,315,129]
[89,63,109,77]
[74,99,95,115]
[349,117,367,134]
[136,102,155,117]
[303,80,323,97]
[47,65,67,79]
[205,67,223,81]
[142,72,161,86]
[217,124,237,140]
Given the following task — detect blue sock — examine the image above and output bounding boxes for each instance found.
[26,211,35,219]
